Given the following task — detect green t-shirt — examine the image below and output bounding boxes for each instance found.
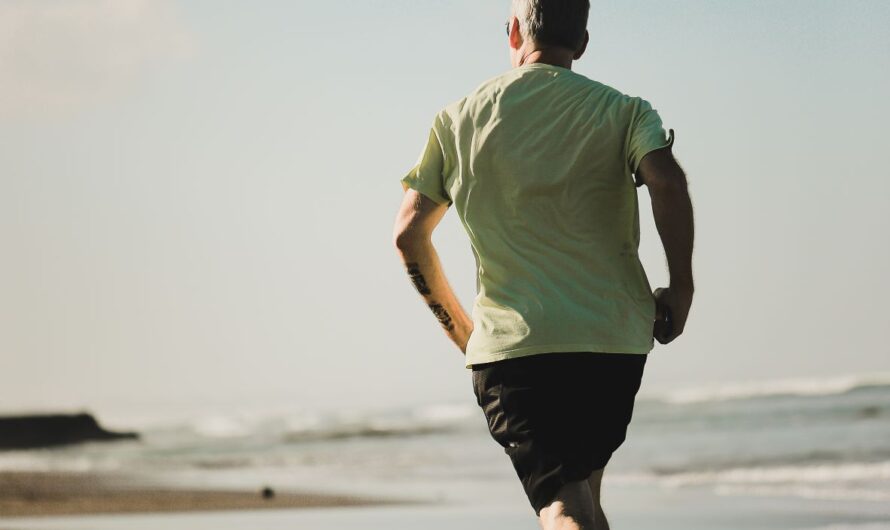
[401,62,674,369]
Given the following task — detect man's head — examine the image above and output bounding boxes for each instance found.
[508,0,590,68]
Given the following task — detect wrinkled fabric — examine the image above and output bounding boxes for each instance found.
[401,63,674,368]
[471,351,648,515]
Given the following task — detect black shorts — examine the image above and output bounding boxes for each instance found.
[471,351,648,516]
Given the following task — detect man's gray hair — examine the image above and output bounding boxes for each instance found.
[511,0,590,51]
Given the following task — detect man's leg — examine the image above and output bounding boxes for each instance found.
[586,467,609,530]
[537,478,598,530]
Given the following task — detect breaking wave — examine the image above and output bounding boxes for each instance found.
[651,372,890,405]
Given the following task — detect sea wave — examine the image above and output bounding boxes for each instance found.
[807,522,890,530]
[282,403,477,442]
[612,461,890,502]
[651,372,890,405]
[713,484,890,502]
[0,450,123,473]
[656,461,890,486]
[160,403,480,444]
[647,450,890,476]
[282,420,457,443]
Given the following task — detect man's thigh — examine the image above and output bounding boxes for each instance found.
[586,467,604,504]
[471,352,647,515]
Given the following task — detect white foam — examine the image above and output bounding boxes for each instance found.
[609,461,890,503]
[714,484,890,502]
[803,524,890,530]
[660,461,890,487]
[656,372,890,404]
[190,415,251,438]
[0,451,53,472]
[0,451,122,473]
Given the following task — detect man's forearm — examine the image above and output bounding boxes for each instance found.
[649,183,695,288]
[396,238,473,354]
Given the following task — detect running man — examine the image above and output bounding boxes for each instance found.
[392,1,695,528]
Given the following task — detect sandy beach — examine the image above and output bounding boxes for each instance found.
[1,376,888,529]
[0,470,416,518]
[3,478,890,530]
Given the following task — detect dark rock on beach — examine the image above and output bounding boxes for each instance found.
[0,412,139,450]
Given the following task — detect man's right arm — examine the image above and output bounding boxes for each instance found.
[635,147,695,344]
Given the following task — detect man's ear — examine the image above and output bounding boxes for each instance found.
[573,30,590,60]
[508,16,523,50]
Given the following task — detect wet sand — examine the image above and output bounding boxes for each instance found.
[3,481,890,530]
[0,471,417,518]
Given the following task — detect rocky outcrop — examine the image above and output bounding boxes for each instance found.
[0,413,139,450]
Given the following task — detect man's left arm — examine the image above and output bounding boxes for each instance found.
[392,189,473,356]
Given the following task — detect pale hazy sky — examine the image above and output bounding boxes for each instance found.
[1,0,888,420]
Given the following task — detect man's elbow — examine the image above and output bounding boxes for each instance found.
[647,174,688,197]
[393,228,429,253]
[393,231,411,251]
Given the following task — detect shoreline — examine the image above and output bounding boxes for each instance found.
[0,470,421,518]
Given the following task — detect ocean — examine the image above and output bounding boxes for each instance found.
[2,372,890,529]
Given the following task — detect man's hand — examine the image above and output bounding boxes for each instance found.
[637,144,695,346]
[653,285,693,344]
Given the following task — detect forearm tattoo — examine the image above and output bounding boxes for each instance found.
[405,262,455,331]
[428,302,455,331]
[405,262,431,295]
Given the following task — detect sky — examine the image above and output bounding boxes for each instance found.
[1,0,888,420]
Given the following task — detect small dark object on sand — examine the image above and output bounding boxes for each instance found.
[261,486,275,500]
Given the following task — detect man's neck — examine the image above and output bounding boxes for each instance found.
[519,47,574,70]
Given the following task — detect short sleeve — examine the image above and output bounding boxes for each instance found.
[400,114,453,206]
[626,98,675,187]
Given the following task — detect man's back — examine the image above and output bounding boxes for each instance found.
[401,63,675,368]
[394,3,693,524]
